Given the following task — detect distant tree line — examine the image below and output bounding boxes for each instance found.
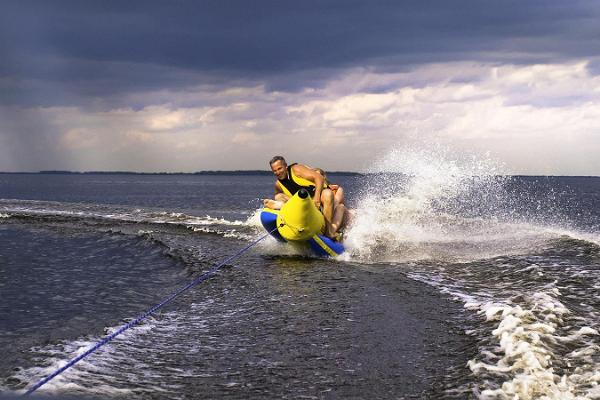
[0,170,361,176]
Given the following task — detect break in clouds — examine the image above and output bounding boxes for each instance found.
[1,1,600,174]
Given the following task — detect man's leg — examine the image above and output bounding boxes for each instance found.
[275,193,289,202]
[327,204,346,238]
[320,188,342,238]
[263,193,289,210]
[320,188,334,223]
[263,199,284,209]
[333,186,345,208]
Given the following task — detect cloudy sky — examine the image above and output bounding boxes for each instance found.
[1,1,600,174]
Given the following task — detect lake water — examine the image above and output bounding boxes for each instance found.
[1,171,599,399]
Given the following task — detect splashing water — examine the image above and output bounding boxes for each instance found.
[344,145,556,262]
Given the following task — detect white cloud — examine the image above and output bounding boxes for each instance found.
[231,132,260,146]
[2,60,600,174]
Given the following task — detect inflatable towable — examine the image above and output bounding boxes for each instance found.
[260,188,345,257]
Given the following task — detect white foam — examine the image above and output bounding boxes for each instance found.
[1,199,254,233]
[244,208,264,228]
[167,214,246,227]
[11,317,178,397]
[539,226,600,248]
[466,291,600,400]
[190,225,254,240]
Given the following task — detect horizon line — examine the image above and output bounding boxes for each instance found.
[0,170,599,178]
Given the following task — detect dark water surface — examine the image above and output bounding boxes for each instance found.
[1,173,599,399]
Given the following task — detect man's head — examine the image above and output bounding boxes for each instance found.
[269,155,287,180]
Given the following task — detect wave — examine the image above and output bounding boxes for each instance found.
[0,198,309,250]
[466,290,600,400]
[6,318,170,397]
[7,300,234,398]
[407,260,600,400]
[0,199,261,241]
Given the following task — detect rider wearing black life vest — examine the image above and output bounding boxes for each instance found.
[264,155,345,239]
[277,163,327,198]
[267,156,327,209]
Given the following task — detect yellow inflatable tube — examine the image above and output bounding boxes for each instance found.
[260,188,345,257]
[276,189,325,241]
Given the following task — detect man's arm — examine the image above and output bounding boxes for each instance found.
[292,164,325,206]
[263,181,287,208]
[274,181,283,196]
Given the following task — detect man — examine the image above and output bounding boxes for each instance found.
[263,156,345,239]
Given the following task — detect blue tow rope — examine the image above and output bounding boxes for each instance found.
[24,226,279,396]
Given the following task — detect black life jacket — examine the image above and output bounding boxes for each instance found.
[277,163,316,197]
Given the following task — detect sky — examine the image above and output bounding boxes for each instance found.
[1,1,600,174]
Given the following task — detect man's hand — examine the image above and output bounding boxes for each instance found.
[314,198,321,209]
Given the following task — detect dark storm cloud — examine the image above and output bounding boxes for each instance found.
[1,0,600,106]
[0,107,63,171]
